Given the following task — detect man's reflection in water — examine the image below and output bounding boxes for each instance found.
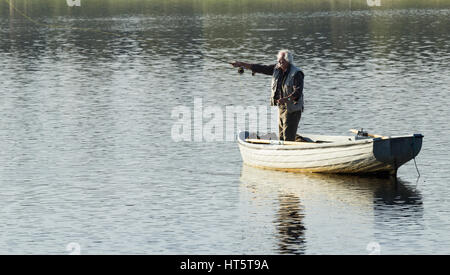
[275,194,306,255]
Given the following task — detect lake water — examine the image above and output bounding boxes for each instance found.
[0,0,449,254]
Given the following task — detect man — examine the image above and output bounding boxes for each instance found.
[232,50,305,141]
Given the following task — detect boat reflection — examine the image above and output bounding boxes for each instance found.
[239,165,423,254]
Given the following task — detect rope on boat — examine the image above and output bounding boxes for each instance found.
[413,156,420,179]
[409,136,422,191]
[411,136,421,184]
[413,154,421,190]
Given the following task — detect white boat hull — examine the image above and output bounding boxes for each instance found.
[237,131,423,175]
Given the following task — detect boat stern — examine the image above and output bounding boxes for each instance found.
[373,134,423,171]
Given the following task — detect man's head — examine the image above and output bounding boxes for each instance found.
[277,50,293,71]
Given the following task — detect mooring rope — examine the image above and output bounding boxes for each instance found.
[411,136,421,190]
[413,155,421,178]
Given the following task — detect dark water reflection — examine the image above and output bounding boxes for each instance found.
[240,165,423,254]
[2,0,450,16]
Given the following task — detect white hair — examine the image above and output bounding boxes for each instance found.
[277,49,293,64]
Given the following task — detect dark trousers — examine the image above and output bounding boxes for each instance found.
[278,107,302,141]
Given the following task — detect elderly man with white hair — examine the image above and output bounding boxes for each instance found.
[232,50,305,141]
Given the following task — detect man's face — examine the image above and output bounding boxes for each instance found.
[278,54,289,71]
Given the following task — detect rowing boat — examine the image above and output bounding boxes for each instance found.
[237,130,423,175]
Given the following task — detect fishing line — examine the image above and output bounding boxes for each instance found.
[5,0,121,37]
[203,55,232,65]
[203,54,252,74]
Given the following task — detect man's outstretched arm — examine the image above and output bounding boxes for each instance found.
[231,61,275,76]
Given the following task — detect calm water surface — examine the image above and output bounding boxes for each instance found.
[0,0,449,254]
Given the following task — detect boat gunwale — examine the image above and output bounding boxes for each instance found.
[237,131,422,151]
[238,133,372,151]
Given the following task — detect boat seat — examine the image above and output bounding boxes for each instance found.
[246,133,329,144]
[248,132,278,140]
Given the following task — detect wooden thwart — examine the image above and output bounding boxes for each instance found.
[245,138,305,145]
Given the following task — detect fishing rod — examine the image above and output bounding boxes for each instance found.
[5,0,121,37]
[204,55,253,75]
[205,55,231,64]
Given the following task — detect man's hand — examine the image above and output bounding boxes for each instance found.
[277,97,288,105]
[231,61,251,69]
[231,61,244,68]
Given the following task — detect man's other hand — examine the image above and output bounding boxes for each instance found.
[277,98,288,105]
